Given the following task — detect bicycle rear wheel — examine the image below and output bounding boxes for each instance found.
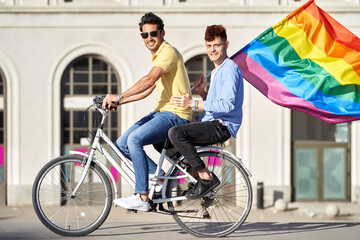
[166,150,252,237]
[32,155,112,236]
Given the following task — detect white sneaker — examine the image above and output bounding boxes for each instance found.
[154,179,179,192]
[113,194,149,212]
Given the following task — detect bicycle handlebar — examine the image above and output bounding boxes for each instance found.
[93,95,106,109]
[93,95,119,111]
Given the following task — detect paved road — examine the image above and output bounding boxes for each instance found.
[1,203,360,240]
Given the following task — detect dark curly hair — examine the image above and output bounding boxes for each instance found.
[139,12,164,32]
[204,25,227,42]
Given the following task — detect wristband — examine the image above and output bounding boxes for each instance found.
[118,94,123,102]
[194,100,199,109]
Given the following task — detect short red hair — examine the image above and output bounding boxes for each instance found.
[204,25,227,42]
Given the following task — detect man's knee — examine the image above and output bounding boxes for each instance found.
[114,137,128,155]
[127,132,144,150]
[168,125,186,145]
[115,137,124,150]
[168,126,178,142]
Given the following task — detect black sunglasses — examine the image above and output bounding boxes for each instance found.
[140,30,161,39]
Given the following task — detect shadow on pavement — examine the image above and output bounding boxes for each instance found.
[0,216,14,221]
[229,222,360,238]
[87,221,360,238]
[90,222,186,237]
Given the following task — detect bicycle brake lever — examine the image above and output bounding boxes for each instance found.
[105,101,120,111]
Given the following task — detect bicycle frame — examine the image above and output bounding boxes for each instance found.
[67,105,192,204]
[69,103,252,205]
[33,94,254,238]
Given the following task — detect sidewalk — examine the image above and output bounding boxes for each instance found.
[0,202,360,240]
[256,201,360,222]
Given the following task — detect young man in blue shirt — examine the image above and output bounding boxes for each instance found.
[169,25,244,199]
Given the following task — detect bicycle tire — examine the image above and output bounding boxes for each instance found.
[32,155,113,236]
[166,150,252,237]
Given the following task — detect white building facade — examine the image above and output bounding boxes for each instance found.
[1,0,360,206]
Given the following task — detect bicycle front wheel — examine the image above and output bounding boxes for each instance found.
[32,155,113,236]
[166,150,252,237]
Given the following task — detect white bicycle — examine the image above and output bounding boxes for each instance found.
[32,95,253,238]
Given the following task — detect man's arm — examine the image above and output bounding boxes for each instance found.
[171,67,242,113]
[119,84,156,105]
[122,66,165,98]
[203,68,242,114]
[170,74,208,109]
[170,93,200,110]
[102,66,165,109]
[193,76,207,100]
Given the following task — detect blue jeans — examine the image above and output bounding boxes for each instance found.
[115,111,189,194]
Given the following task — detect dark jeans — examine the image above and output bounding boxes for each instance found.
[168,120,231,171]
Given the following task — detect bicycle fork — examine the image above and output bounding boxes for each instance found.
[70,135,100,198]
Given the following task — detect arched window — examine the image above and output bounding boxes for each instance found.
[0,70,6,205]
[61,55,120,155]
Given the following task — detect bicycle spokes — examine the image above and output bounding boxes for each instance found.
[32,156,112,236]
[166,151,252,237]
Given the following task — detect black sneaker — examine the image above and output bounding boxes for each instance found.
[182,177,199,196]
[185,173,220,199]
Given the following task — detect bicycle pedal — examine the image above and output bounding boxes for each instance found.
[203,210,211,219]
[149,207,157,212]
[158,203,165,211]
[127,209,138,213]
[149,202,158,212]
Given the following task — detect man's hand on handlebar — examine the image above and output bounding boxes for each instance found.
[102,94,120,111]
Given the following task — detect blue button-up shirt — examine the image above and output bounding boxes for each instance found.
[202,57,244,138]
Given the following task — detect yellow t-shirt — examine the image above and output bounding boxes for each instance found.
[152,41,192,121]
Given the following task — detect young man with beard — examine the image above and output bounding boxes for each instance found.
[103,12,192,211]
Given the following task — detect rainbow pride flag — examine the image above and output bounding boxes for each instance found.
[231,0,360,124]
